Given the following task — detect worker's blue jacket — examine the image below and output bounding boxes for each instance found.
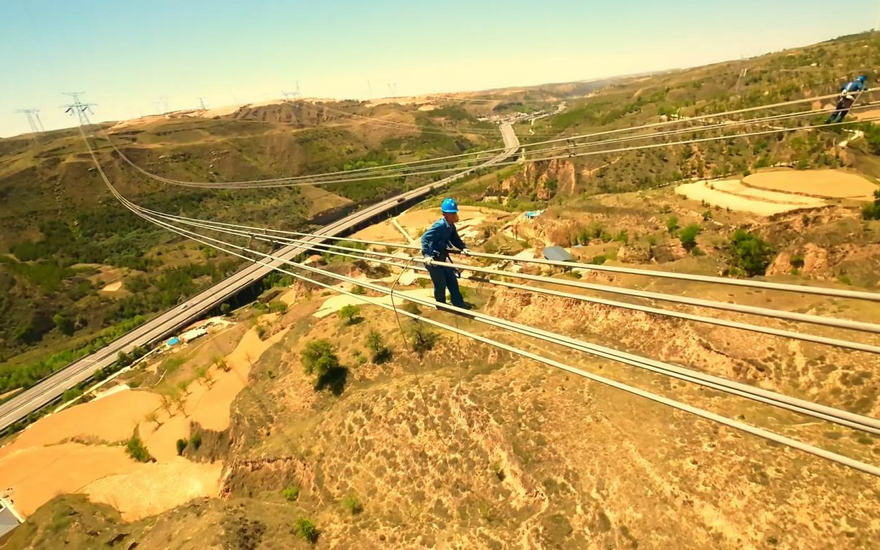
[841,79,865,95]
[421,217,466,260]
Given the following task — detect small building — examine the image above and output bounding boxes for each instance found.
[180,327,208,343]
[0,498,24,544]
[543,246,573,262]
[166,337,181,347]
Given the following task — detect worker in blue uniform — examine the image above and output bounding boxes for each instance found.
[827,75,867,123]
[421,198,471,309]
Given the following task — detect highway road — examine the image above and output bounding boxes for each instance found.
[0,123,519,433]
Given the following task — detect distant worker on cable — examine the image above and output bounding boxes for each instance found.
[827,75,867,124]
[421,198,471,309]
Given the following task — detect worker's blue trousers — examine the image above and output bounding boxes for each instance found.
[426,265,465,307]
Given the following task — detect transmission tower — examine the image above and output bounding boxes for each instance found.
[62,92,97,129]
[16,109,44,134]
[387,82,397,97]
[198,97,208,111]
[282,81,301,102]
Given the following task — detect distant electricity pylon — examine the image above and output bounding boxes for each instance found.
[62,92,97,130]
[387,82,397,97]
[282,81,301,102]
[16,109,44,134]
[198,97,208,111]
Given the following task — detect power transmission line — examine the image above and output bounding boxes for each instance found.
[15,109,43,134]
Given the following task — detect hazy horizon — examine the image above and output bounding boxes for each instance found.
[2,0,878,138]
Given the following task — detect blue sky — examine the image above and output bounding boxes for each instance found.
[1,0,878,137]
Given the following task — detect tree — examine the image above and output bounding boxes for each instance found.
[125,431,155,463]
[862,189,880,220]
[406,321,437,355]
[53,313,74,336]
[338,305,361,325]
[342,494,364,515]
[145,411,161,428]
[666,215,679,235]
[726,229,775,277]
[176,438,188,456]
[283,486,300,502]
[679,223,702,252]
[366,330,392,363]
[301,339,340,378]
[220,303,231,315]
[213,355,230,372]
[293,518,319,544]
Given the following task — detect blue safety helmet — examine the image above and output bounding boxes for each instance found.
[859,75,867,83]
[441,197,458,213]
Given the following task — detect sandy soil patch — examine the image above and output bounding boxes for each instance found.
[188,324,289,431]
[141,413,191,462]
[351,220,409,243]
[82,458,222,521]
[0,390,161,458]
[299,185,354,218]
[0,443,141,516]
[854,108,880,122]
[100,281,123,293]
[314,288,436,318]
[675,181,814,216]
[711,180,824,205]
[743,170,878,200]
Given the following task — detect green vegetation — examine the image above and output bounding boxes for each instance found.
[0,315,146,394]
[52,313,74,336]
[366,330,392,363]
[351,285,366,296]
[666,216,679,235]
[268,300,288,314]
[726,230,775,277]
[293,518,319,544]
[189,431,203,451]
[406,320,437,354]
[282,486,300,502]
[61,387,83,403]
[338,305,361,325]
[301,339,341,378]
[679,223,702,253]
[342,494,364,515]
[125,431,154,463]
[862,189,880,220]
[591,255,607,265]
[176,438,188,456]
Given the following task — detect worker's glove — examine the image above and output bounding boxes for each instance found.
[461,249,472,257]
[422,256,434,266]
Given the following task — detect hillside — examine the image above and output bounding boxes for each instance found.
[3,31,880,550]
[0,100,509,392]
